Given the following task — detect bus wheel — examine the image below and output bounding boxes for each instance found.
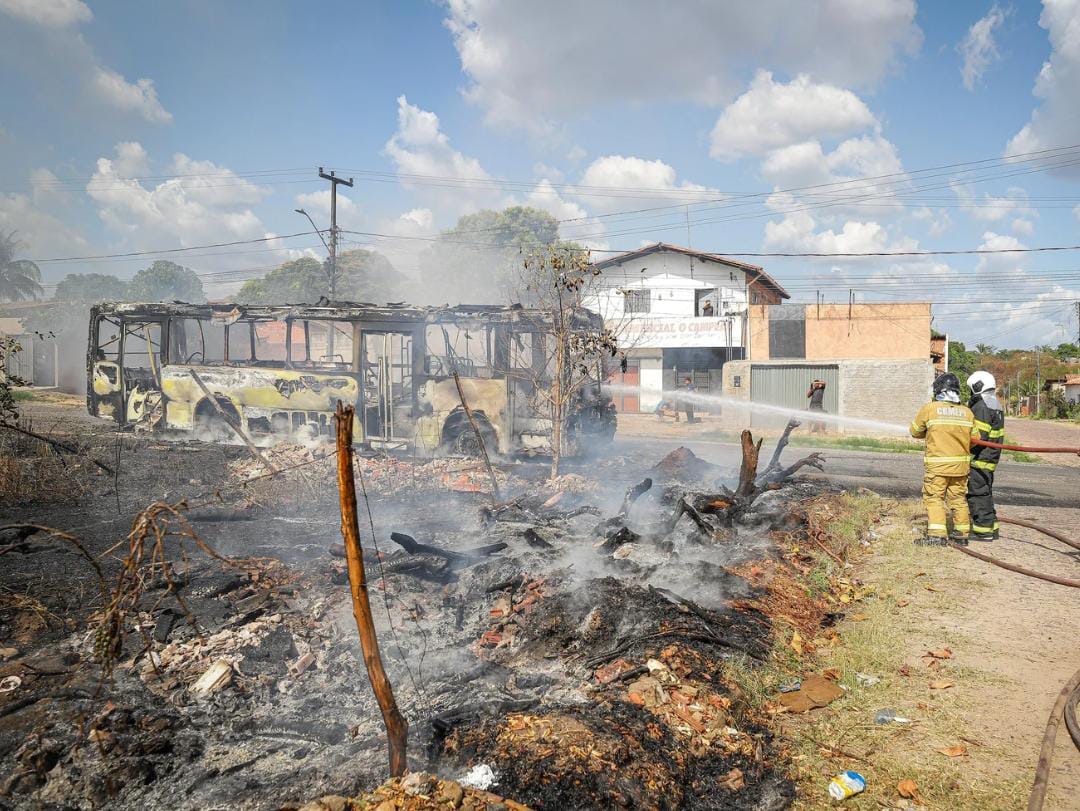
[194,398,240,443]
[443,414,498,458]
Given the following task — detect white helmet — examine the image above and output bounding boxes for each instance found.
[967,370,996,394]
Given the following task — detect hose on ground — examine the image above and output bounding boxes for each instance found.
[1028,666,1080,811]
[999,515,1080,552]
[948,542,1080,588]
[1065,684,1080,754]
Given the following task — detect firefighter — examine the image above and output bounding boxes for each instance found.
[909,372,978,546]
[966,370,1004,541]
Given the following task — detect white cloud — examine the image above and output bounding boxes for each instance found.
[295,190,361,229]
[912,206,953,237]
[566,145,587,163]
[576,155,712,214]
[383,95,498,213]
[951,182,1036,226]
[1006,0,1080,169]
[91,66,173,124]
[710,72,878,160]
[398,208,434,230]
[975,230,1026,274]
[0,192,89,265]
[764,210,896,254]
[522,179,608,251]
[86,142,275,261]
[761,135,902,188]
[29,168,70,206]
[1011,217,1034,236]
[444,0,919,133]
[0,0,91,27]
[532,162,565,183]
[958,5,1008,90]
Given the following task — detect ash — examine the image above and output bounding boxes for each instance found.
[0,419,826,810]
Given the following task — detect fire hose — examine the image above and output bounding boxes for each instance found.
[938,439,1080,808]
[971,438,1080,456]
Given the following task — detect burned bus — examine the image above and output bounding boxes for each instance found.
[87,301,617,455]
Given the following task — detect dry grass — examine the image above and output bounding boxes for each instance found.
[727,494,1028,810]
[0,423,94,504]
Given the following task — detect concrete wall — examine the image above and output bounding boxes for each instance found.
[589,251,750,321]
[749,303,931,361]
[719,358,933,434]
[640,357,663,410]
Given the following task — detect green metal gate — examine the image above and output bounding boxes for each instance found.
[750,364,839,428]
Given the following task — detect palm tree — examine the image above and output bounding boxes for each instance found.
[0,231,44,302]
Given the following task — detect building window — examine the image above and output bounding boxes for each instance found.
[624,288,651,314]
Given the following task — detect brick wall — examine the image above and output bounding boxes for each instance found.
[718,358,933,434]
[838,358,933,429]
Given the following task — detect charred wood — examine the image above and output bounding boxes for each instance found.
[619,477,652,516]
[522,528,555,549]
[736,430,763,498]
[598,526,640,554]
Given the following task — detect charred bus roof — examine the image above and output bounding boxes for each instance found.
[90,300,604,330]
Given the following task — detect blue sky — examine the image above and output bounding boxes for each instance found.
[2,0,1080,348]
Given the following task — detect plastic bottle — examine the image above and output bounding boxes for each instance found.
[828,771,866,801]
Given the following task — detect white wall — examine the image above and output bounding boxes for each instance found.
[640,357,663,410]
[588,252,749,321]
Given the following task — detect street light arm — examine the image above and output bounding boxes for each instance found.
[295,208,331,254]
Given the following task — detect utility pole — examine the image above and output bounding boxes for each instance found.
[318,167,353,361]
[1076,301,1080,346]
[319,167,354,301]
[1036,348,1041,416]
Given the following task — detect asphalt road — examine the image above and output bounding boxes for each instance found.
[613,435,1080,509]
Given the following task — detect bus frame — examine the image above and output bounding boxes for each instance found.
[86,300,616,455]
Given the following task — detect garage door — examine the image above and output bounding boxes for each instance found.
[750,364,839,427]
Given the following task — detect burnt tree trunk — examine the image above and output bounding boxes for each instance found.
[736,430,763,498]
[334,401,408,777]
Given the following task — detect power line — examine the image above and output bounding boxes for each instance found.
[29,231,322,263]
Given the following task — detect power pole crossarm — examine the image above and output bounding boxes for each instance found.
[317,168,354,361]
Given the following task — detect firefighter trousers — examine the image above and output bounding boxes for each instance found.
[967,467,998,536]
[922,472,970,538]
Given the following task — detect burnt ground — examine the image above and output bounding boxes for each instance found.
[0,397,843,810]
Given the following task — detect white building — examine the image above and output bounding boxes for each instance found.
[587,243,789,412]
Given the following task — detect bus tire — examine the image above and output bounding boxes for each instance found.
[194,397,242,443]
[441,409,499,457]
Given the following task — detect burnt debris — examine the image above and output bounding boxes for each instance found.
[0,414,825,809]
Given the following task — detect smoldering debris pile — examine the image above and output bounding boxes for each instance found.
[0,424,831,809]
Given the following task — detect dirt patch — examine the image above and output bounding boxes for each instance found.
[751,495,1080,810]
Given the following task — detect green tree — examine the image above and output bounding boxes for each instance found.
[1052,342,1080,361]
[235,250,404,304]
[54,272,129,302]
[334,249,405,302]
[127,260,205,303]
[237,257,324,304]
[416,206,563,304]
[0,231,43,302]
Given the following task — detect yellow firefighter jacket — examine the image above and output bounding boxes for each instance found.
[910,400,978,476]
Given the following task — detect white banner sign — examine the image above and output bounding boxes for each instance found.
[618,316,741,348]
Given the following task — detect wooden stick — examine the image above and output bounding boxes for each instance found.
[335,401,408,777]
[451,371,501,505]
[188,369,279,473]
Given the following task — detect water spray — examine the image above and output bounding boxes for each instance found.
[602,383,910,436]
